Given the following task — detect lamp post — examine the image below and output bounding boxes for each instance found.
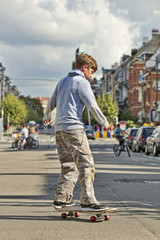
[0,63,6,141]
[0,63,2,103]
[0,63,3,140]
[155,53,160,109]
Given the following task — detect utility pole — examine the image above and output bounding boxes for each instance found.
[0,63,6,140]
[155,43,160,109]
[156,57,158,109]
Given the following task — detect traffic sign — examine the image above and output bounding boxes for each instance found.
[149,108,159,122]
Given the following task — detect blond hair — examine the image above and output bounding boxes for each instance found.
[75,53,97,72]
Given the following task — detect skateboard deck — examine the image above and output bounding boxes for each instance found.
[54,205,117,222]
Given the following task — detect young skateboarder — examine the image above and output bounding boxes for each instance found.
[44,53,110,211]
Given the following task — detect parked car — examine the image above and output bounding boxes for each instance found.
[132,126,155,152]
[145,126,160,156]
[85,129,96,140]
[124,128,139,149]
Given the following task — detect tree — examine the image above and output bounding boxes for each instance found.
[82,107,90,126]
[82,93,119,126]
[119,109,138,122]
[0,93,27,126]
[96,93,119,124]
[25,105,39,122]
[0,93,40,127]
[19,95,43,118]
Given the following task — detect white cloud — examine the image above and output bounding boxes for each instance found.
[0,0,141,97]
[153,10,160,16]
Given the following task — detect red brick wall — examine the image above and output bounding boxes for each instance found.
[128,61,160,123]
[128,62,144,117]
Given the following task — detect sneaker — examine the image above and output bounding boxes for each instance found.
[81,203,108,212]
[53,200,75,209]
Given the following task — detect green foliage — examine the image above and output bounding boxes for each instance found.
[19,96,43,118]
[0,93,40,127]
[82,93,119,126]
[0,93,27,126]
[82,107,89,125]
[96,93,119,123]
[25,105,39,122]
[119,109,138,122]
[126,120,136,128]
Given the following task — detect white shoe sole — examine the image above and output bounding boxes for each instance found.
[53,203,75,209]
[81,207,109,212]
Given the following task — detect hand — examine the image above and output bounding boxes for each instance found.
[43,120,51,125]
[105,124,110,131]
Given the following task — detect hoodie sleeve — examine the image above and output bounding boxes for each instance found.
[78,80,109,128]
[43,85,57,121]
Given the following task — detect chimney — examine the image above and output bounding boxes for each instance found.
[111,62,118,69]
[152,28,159,35]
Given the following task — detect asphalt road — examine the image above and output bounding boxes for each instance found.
[0,138,160,240]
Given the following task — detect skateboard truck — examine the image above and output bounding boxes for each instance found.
[90,213,110,222]
[61,212,80,219]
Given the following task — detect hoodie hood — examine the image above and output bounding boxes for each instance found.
[68,69,85,78]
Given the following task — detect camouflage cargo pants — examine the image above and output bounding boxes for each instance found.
[54,129,98,205]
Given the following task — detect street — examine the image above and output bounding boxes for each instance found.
[0,138,160,240]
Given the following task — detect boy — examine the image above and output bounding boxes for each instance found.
[113,124,124,150]
[44,53,110,211]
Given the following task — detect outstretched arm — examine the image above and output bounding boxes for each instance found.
[78,80,110,129]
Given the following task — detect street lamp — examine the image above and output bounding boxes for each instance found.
[155,52,160,109]
[0,63,6,141]
[0,63,3,140]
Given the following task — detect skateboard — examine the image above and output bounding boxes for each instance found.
[54,205,117,222]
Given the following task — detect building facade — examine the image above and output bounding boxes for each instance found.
[102,29,160,124]
[128,29,160,123]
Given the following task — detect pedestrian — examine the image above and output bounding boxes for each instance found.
[20,124,29,150]
[26,123,31,137]
[43,53,110,211]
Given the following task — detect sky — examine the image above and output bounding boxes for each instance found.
[0,0,160,97]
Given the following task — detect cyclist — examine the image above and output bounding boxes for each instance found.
[113,124,125,150]
[20,124,29,149]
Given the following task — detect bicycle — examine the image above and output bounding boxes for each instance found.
[113,138,131,157]
[12,135,39,150]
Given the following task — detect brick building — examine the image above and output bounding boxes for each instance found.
[101,29,160,124]
[36,97,50,113]
[128,30,160,123]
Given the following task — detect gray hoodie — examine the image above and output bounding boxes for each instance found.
[44,69,109,131]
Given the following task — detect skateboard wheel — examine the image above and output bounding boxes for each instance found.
[90,216,96,222]
[104,215,110,221]
[75,212,80,217]
[61,213,67,219]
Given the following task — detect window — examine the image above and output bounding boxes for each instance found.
[154,80,160,90]
[115,90,120,102]
[138,111,142,122]
[138,70,143,83]
[138,89,142,102]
